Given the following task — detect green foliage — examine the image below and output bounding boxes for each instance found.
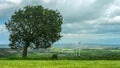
[5,5,63,58]
[5,5,63,48]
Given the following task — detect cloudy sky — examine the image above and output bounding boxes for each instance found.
[0,0,120,44]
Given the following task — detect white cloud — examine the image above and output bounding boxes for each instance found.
[0,3,13,10]
[63,33,80,38]
[0,24,8,34]
[87,20,97,25]
[0,25,9,44]
[6,0,21,4]
[112,16,120,22]
[101,16,120,23]
[0,0,22,10]
[63,33,120,40]
[43,0,51,4]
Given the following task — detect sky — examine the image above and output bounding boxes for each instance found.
[0,0,120,44]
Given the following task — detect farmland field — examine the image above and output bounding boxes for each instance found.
[0,60,120,68]
[0,48,120,68]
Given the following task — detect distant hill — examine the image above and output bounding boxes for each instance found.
[0,48,18,58]
[53,43,120,49]
[0,43,120,49]
[0,44,9,48]
[0,44,10,48]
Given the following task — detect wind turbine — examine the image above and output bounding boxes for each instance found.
[75,41,81,56]
[78,41,81,56]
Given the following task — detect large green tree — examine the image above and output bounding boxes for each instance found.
[5,5,63,58]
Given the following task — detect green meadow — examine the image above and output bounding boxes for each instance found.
[0,48,120,68]
[0,60,120,68]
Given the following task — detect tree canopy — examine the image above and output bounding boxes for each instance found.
[5,5,63,58]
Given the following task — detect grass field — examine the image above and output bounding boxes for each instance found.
[0,48,120,68]
[0,60,120,68]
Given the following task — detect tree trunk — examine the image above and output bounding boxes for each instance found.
[22,43,29,59]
